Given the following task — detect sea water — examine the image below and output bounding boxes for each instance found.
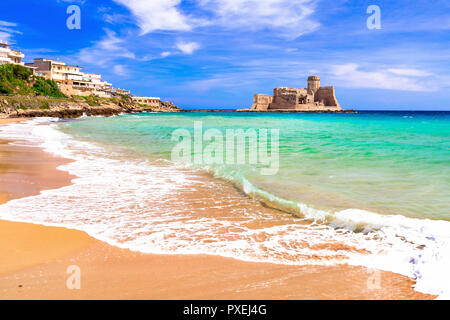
[0,111,449,297]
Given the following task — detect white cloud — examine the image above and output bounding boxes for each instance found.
[330,63,436,92]
[199,0,320,38]
[0,21,17,27]
[113,0,319,39]
[0,32,12,42]
[157,42,200,58]
[76,29,136,66]
[0,20,21,42]
[113,0,193,34]
[161,51,173,58]
[113,64,128,76]
[175,41,200,54]
[103,13,132,25]
[387,68,432,77]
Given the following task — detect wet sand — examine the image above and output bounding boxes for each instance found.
[0,118,434,299]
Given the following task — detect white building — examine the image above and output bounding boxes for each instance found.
[79,73,113,97]
[26,59,115,97]
[0,40,25,66]
[132,96,161,107]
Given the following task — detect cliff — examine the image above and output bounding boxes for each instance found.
[0,95,181,119]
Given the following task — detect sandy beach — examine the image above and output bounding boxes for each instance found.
[0,118,434,300]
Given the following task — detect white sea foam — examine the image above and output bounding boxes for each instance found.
[0,118,449,298]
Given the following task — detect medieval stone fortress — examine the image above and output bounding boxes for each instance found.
[251,76,342,111]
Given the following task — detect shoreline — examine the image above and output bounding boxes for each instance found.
[0,94,356,119]
[0,118,434,299]
[179,109,358,113]
[0,108,357,119]
[0,94,181,119]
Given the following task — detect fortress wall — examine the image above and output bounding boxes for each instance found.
[251,94,273,110]
[269,88,301,109]
[249,77,343,111]
[316,86,341,109]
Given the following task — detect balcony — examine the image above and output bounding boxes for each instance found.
[9,50,24,58]
[52,74,65,80]
[67,75,83,81]
[0,57,11,63]
[72,83,95,89]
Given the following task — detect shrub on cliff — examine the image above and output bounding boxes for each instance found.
[32,77,66,98]
[0,82,13,94]
[0,64,66,98]
[80,95,101,106]
[1,64,32,81]
[0,64,33,95]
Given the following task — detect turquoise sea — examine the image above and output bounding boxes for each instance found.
[0,111,449,297]
[62,111,450,221]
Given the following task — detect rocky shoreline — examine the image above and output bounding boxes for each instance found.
[0,95,357,119]
[0,95,181,119]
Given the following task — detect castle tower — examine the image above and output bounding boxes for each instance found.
[307,76,320,94]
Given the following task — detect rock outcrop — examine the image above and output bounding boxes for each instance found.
[0,96,181,119]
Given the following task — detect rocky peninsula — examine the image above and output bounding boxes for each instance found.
[0,95,181,119]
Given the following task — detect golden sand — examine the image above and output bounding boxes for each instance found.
[0,118,435,299]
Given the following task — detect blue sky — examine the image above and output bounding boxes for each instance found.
[1,0,449,110]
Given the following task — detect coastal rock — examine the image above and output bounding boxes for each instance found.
[15,104,124,118]
[0,96,181,119]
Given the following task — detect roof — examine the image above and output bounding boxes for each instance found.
[132,97,161,100]
[34,58,83,69]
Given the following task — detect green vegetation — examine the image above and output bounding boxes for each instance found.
[0,64,33,95]
[0,64,66,98]
[0,64,142,114]
[71,95,101,106]
[32,77,66,98]
[138,103,152,109]
[1,95,67,111]
[40,100,50,109]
